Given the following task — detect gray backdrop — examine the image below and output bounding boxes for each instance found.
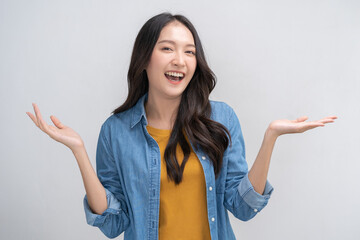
[1,0,359,239]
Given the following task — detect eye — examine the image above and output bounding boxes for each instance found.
[186,50,196,55]
[162,47,172,51]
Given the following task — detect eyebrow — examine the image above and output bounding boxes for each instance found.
[157,40,195,48]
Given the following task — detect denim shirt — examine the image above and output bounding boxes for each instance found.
[83,93,274,240]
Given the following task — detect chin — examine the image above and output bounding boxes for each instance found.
[163,90,185,99]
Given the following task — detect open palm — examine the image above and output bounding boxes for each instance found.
[26,103,84,151]
[269,115,338,137]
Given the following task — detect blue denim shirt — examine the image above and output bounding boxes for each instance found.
[83,92,274,239]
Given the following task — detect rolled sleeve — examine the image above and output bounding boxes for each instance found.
[83,188,123,227]
[237,172,274,213]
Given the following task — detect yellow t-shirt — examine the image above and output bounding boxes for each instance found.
[146,125,211,240]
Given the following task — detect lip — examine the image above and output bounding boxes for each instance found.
[167,78,182,85]
[164,70,186,77]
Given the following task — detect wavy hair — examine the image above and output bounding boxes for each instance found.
[112,12,231,185]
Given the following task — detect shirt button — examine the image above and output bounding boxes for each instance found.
[254,208,258,212]
[209,186,213,191]
[201,156,206,160]
[211,217,215,222]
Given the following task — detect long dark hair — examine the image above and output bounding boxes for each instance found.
[112,12,232,185]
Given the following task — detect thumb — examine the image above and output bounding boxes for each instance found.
[50,115,65,129]
[295,116,308,122]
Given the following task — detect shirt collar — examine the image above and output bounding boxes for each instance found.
[130,92,148,128]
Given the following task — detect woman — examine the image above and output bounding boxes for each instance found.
[26,12,337,240]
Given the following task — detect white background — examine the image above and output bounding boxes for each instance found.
[1,0,359,239]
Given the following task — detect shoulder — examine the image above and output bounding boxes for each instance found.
[209,100,236,126]
[100,107,133,135]
[209,100,233,112]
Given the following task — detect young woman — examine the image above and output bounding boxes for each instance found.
[26,12,337,240]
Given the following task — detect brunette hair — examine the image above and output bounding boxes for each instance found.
[112,12,231,185]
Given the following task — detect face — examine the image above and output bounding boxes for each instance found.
[145,21,197,101]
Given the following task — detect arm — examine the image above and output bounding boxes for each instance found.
[223,107,337,221]
[248,129,277,195]
[72,146,107,215]
[248,115,337,195]
[26,103,129,238]
[26,103,107,214]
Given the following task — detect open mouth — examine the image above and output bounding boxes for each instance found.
[164,72,185,82]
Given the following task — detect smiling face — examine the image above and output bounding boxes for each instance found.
[145,21,197,101]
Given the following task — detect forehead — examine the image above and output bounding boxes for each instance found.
[157,21,195,45]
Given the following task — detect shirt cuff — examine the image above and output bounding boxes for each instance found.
[83,188,123,227]
[237,172,274,213]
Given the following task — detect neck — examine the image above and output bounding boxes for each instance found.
[145,92,181,130]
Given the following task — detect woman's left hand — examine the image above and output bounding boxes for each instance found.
[268,115,338,137]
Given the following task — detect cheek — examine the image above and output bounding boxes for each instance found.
[190,59,197,74]
[147,51,161,70]
[151,51,168,68]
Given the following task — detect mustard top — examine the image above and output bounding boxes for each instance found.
[146,125,211,240]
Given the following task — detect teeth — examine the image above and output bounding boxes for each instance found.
[165,72,184,77]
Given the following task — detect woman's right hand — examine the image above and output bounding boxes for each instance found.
[26,103,84,152]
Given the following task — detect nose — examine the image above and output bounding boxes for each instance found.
[172,51,185,67]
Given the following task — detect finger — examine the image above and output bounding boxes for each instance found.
[50,115,65,129]
[303,122,325,131]
[318,119,335,124]
[32,103,41,127]
[26,112,40,127]
[32,103,49,132]
[316,117,337,124]
[309,121,325,127]
[317,116,337,122]
[296,116,308,122]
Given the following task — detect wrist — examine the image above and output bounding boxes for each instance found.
[71,144,86,156]
[265,125,280,140]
